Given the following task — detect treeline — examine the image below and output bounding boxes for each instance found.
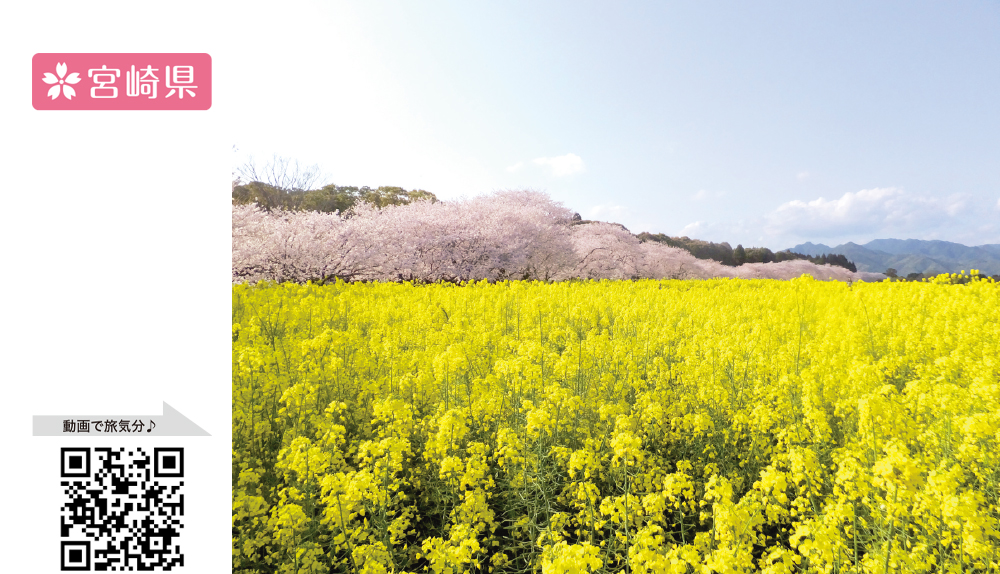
[232,182,438,213]
[637,233,858,272]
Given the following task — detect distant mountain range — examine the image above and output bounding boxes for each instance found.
[788,239,1000,276]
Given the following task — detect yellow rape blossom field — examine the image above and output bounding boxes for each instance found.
[233,275,999,574]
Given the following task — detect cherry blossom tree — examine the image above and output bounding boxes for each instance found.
[637,241,712,279]
[233,189,578,283]
[232,204,380,284]
[356,190,576,282]
[560,222,643,280]
[233,190,884,284]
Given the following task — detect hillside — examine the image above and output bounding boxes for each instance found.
[789,239,1000,275]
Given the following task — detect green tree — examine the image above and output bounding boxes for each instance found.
[734,244,747,265]
[744,247,776,264]
[636,233,737,266]
[232,181,287,211]
[300,185,360,214]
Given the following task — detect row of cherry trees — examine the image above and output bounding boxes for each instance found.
[233,190,884,283]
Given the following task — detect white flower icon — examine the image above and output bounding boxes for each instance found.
[42,62,82,100]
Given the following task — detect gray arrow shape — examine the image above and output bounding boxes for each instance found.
[33,402,210,436]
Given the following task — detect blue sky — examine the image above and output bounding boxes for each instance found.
[228,1,1000,249]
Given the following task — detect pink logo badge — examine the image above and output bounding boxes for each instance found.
[33,53,211,110]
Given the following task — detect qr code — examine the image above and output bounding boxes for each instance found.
[60,447,184,571]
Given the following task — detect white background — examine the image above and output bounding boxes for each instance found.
[1,1,230,571]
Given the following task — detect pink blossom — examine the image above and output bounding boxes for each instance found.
[233,191,882,284]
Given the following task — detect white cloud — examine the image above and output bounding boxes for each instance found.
[532,153,585,176]
[675,219,752,242]
[796,171,810,181]
[691,189,725,201]
[680,221,706,236]
[506,161,524,173]
[673,189,998,249]
[589,204,627,219]
[763,188,971,240]
[944,196,967,216]
[586,204,655,232]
